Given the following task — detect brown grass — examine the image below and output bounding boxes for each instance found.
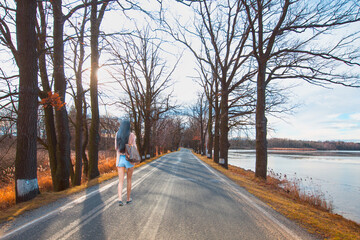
[0,151,170,223]
[0,183,15,209]
[194,153,360,240]
[267,169,333,212]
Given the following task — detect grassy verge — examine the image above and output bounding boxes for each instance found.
[194,152,360,240]
[0,153,166,224]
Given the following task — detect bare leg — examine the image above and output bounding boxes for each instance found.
[117,167,125,201]
[126,167,134,201]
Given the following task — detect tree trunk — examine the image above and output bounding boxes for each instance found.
[213,92,220,163]
[151,121,157,157]
[73,66,83,186]
[40,98,57,186]
[73,8,87,186]
[255,62,268,179]
[219,83,229,169]
[143,79,152,159]
[88,0,100,179]
[133,117,143,161]
[207,104,213,159]
[53,0,70,191]
[199,100,204,156]
[15,0,40,203]
[82,97,89,175]
[143,115,151,159]
[37,2,57,188]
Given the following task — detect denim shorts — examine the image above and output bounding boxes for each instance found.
[117,155,134,169]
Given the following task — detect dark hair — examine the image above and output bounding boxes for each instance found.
[116,119,130,152]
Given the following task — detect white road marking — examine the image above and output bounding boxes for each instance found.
[0,158,163,240]
[51,159,166,240]
[137,170,174,239]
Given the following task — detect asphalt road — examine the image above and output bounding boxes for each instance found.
[0,149,318,240]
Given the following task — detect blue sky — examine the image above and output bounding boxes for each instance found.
[160,2,360,143]
[266,81,360,142]
[172,73,360,142]
[169,47,360,142]
[3,1,358,143]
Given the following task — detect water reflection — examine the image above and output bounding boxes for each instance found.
[228,149,360,223]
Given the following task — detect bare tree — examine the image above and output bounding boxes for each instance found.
[181,116,201,150]
[99,114,119,150]
[35,0,60,190]
[195,61,223,161]
[0,2,18,140]
[1,1,65,192]
[0,71,18,138]
[74,4,88,185]
[51,0,72,191]
[14,0,40,203]
[0,109,16,137]
[82,96,89,174]
[66,0,90,186]
[242,0,360,179]
[47,0,113,184]
[36,0,95,188]
[195,65,215,159]
[43,0,106,189]
[163,0,256,168]
[189,93,208,155]
[88,0,110,179]
[154,117,182,153]
[110,39,144,157]
[110,27,177,159]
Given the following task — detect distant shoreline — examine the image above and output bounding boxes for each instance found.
[268,147,316,151]
[229,138,360,151]
[229,148,360,156]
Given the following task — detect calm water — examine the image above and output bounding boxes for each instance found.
[228,149,360,223]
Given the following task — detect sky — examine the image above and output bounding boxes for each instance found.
[169,64,360,142]
[155,2,360,142]
[1,0,359,143]
[266,82,360,142]
[98,1,360,142]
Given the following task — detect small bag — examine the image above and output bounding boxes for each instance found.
[125,144,141,163]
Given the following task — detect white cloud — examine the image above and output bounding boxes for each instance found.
[327,113,341,120]
[329,122,358,130]
[268,84,360,141]
[350,113,360,121]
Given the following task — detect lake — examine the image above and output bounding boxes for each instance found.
[228,149,360,223]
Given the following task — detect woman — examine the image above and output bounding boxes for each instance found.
[115,119,137,206]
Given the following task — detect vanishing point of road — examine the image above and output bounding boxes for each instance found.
[0,149,317,240]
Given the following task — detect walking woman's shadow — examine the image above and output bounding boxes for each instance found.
[79,179,106,240]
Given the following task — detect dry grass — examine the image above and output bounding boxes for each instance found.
[0,183,15,209]
[267,169,333,212]
[194,153,360,240]
[0,151,169,223]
